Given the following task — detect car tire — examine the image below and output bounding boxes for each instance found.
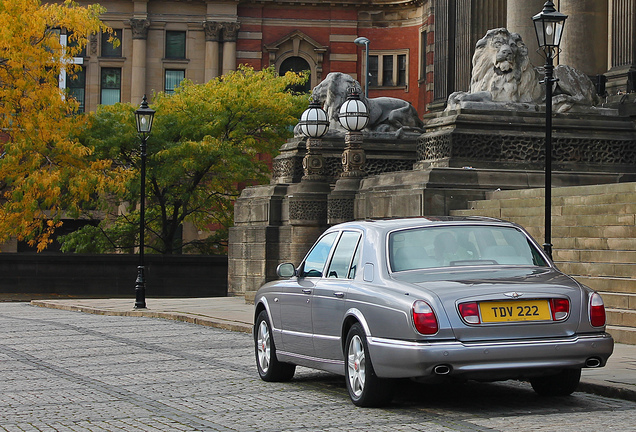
[255,310,296,382]
[345,323,394,407]
[530,368,581,396]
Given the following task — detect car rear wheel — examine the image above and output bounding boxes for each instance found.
[255,310,296,382]
[345,323,394,407]
[530,368,581,396]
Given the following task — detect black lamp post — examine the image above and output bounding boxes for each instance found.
[533,1,567,260]
[134,94,155,309]
[354,37,370,99]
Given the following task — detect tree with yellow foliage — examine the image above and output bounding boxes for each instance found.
[60,66,307,254]
[0,0,123,251]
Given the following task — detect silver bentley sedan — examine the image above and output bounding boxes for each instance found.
[253,217,614,407]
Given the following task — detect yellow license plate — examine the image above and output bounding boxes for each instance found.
[480,300,551,323]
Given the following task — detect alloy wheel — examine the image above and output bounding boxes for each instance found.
[347,334,366,397]
[257,320,271,373]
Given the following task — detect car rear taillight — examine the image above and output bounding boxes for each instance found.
[589,292,606,327]
[550,298,570,321]
[412,300,438,335]
[458,302,480,324]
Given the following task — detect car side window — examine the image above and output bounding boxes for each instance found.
[300,232,338,278]
[326,231,362,279]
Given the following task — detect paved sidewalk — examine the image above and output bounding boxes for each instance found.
[31,296,636,403]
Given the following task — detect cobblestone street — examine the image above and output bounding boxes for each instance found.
[1,303,634,431]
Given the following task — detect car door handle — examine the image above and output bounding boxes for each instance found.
[302,289,312,295]
[333,292,345,298]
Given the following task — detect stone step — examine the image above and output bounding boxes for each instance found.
[606,308,636,328]
[606,325,636,345]
[486,182,636,201]
[600,292,636,310]
[558,261,636,279]
[516,224,636,240]
[554,249,636,264]
[575,276,636,295]
[552,237,636,251]
[477,194,636,210]
[466,200,636,218]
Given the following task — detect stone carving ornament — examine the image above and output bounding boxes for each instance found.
[298,72,424,136]
[127,18,150,40]
[446,28,599,113]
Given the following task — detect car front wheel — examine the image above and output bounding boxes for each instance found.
[345,323,394,407]
[530,368,581,396]
[255,310,296,382]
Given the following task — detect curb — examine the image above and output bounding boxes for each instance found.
[30,300,253,334]
[578,379,636,403]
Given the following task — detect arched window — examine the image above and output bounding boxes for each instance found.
[279,56,311,94]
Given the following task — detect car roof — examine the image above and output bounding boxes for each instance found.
[330,216,516,232]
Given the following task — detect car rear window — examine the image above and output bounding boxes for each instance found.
[389,225,548,272]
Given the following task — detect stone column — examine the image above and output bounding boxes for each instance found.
[221,22,240,75]
[560,0,608,76]
[605,0,636,94]
[128,18,150,104]
[203,21,221,82]
[328,131,366,225]
[454,0,507,92]
[507,0,546,67]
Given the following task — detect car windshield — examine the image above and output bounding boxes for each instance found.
[389,225,548,272]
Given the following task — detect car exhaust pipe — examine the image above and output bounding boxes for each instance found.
[433,364,451,375]
[585,357,601,368]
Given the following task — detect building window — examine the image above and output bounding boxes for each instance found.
[66,31,86,58]
[102,29,122,57]
[165,31,186,59]
[368,51,409,88]
[67,66,86,112]
[279,56,311,93]
[368,55,378,87]
[101,68,121,105]
[165,69,185,94]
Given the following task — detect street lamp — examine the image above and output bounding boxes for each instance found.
[338,86,369,178]
[533,0,567,260]
[298,97,329,139]
[354,36,370,99]
[298,97,330,180]
[134,94,155,309]
[327,87,369,225]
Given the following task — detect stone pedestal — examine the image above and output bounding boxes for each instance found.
[357,105,636,217]
[328,177,362,225]
[228,132,419,296]
[271,133,417,184]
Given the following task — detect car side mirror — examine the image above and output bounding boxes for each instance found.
[277,263,297,278]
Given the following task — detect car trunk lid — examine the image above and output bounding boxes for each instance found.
[393,267,584,342]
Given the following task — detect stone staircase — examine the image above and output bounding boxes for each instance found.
[451,182,636,345]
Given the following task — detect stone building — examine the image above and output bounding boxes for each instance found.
[60,1,636,116]
[65,0,432,115]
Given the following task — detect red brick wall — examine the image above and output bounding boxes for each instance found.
[236,4,434,115]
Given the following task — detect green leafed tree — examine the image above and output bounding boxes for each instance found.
[0,0,123,251]
[60,66,308,254]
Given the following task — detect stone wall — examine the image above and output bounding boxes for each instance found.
[0,254,227,298]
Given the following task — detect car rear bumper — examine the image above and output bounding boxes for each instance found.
[367,333,614,379]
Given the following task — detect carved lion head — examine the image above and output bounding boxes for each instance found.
[470,28,539,103]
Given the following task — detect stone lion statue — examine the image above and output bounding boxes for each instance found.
[446,28,599,113]
[303,72,424,135]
